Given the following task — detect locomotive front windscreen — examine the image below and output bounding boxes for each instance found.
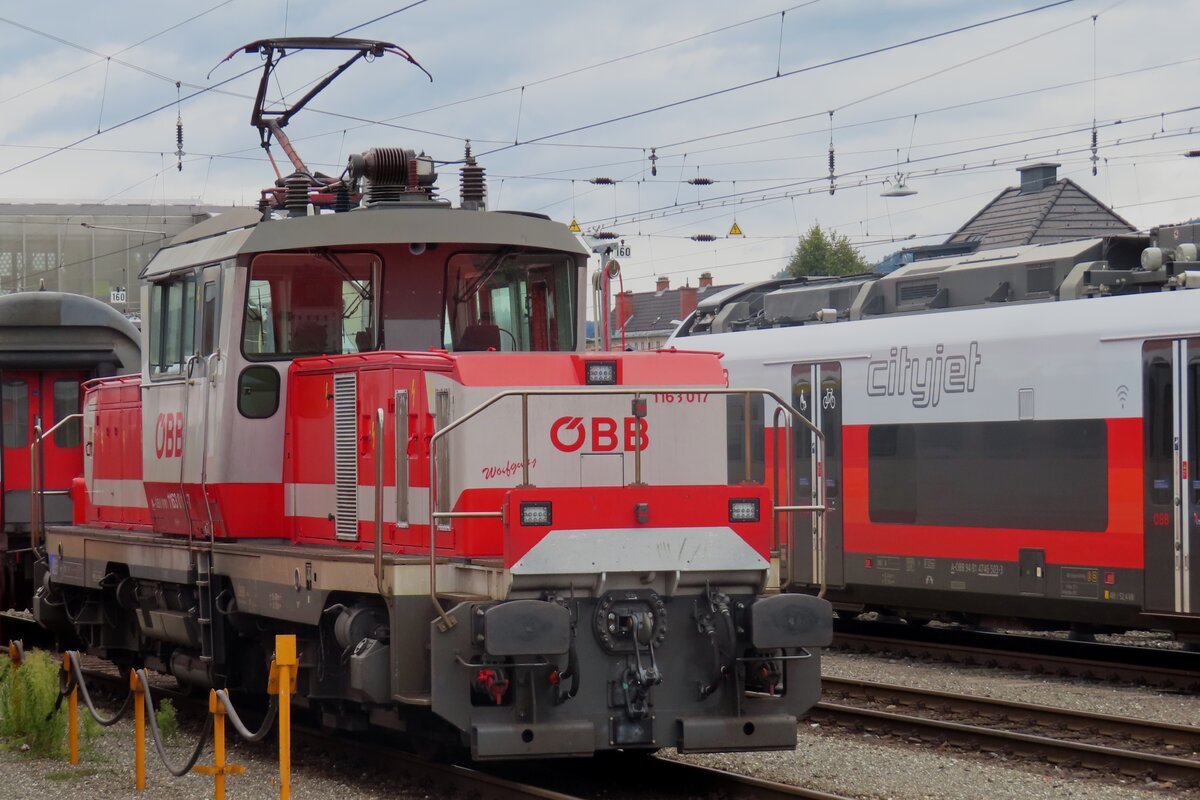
[241,248,576,358]
[443,251,576,353]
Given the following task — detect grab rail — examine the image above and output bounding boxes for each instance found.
[29,413,82,551]
[426,386,826,632]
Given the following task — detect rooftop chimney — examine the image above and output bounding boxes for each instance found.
[678,284,698,319]
[698,271,713,288]
[1017,162,1060,194]
[656,275,669,292]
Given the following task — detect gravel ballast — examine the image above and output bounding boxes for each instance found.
[1,649,1197,799]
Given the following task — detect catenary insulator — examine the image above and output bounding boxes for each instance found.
[691,234,717,242]
[687,178,714,186]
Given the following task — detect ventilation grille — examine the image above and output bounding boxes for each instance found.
[1026,263,1055,294]
[897,280,939,305]
[334,373,359,541]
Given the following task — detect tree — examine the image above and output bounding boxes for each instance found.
[785,224,870,278]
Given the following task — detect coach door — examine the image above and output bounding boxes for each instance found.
[0,370,84,531]
[787,361,843,589]
[1143,340,1198,616]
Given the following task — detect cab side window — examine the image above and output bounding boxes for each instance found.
[149,274,196,378]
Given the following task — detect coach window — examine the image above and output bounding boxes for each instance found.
[868,419,1108,531]
[1,380,28,446]
[148,274,196,378]
[243,252,377,359]
[52,380,81,447]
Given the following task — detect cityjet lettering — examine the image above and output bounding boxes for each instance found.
[866,342,981,408]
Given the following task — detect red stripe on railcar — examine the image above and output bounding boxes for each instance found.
[839,418,1143,568]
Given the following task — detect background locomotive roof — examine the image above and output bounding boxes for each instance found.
[0,290,140,369]
[945,163,1137,251]
[612,281,738,335]
[141,206,590,278]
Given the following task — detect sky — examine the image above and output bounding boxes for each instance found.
[1,0,1198,302]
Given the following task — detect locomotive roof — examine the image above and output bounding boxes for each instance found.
[141,206,588,278]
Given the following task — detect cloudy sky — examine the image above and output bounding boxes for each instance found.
[1,0,1197,297]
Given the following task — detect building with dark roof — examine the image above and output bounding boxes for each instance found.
[876,163,1137,272]
[946,162,1136,249]
[606,272,737,350]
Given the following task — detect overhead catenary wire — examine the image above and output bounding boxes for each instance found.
[473,1,1077,159]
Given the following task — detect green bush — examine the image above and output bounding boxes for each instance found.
[0,649,67,757]
[155,698,178,742]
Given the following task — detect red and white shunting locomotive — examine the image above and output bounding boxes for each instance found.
[670,224,1200,642]
[33,39,831,759]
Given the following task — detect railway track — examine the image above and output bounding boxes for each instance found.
[64,654,850,800]
[833,618,1200,690]
[817,675,1200,786]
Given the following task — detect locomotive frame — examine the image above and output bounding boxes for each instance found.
[30,38,834,760]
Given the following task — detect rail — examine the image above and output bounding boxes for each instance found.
[29,413,83,551]
[426,386,826,632]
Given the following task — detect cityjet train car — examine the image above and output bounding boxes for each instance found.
[669,226,1200,640]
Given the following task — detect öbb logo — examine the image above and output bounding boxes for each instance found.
[155,412,185,459]
[549,416,649,453]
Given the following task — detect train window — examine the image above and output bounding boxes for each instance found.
[445,252,576,352]
[868,419,1108,532]
[1146,360,1173,507]
[52,381,81,448]
[242,252,378,359]
[148,274,196,378]
[726,394,765,484]
[201,281,218,356]
[237,366,280,419]
[1,380,28,447]
[1191,363,1200,506]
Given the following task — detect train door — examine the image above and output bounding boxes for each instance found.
[1143,339,1198,615]
[182,265,223,537]
[786,361,843,589]
[1,370,85,529]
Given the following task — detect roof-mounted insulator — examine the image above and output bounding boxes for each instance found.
[459,140,487,211]
[687,177,714,186]
[691,234,718,242]
[590,177,616,185]
[284,173,310,216]
[348,146,439,207]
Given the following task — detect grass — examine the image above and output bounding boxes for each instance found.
[0,649,67,757]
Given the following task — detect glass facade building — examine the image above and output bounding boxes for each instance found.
[0,204,214,321]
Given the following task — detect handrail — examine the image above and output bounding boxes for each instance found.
[426,386,827,630]
[29,412,83,551]
[374,408,385,597]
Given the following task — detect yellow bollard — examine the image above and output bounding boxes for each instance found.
[267,634,297,800]
[193,689,244,800]
[132,670,145,791]
[63,653,78,765]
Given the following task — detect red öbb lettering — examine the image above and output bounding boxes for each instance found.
[154,412,185,459]
[550,416,649,453]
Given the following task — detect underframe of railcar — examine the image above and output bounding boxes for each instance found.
[39,524,828,758]
[800,570,1200,642]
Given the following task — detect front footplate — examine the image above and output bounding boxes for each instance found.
[677,714,798,752]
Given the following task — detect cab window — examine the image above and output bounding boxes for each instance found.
[243,252,378,359]
[444,251,576,352]
[148,274,196,377]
